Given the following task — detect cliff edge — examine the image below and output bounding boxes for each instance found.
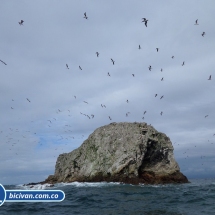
[43,122,188,184]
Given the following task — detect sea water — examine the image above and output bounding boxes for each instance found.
[1,179,215,215]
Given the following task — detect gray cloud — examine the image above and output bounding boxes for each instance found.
[0,0,215,184]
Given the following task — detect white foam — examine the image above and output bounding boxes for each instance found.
[17,183,54,190]
[53,181,122,188]
[16,181,122,190]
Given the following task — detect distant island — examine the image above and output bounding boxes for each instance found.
[31,122,189,185]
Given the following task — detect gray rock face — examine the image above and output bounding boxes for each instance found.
[45,122,188,184]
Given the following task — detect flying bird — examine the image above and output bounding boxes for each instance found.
[205,115,208,118]
[86,115,90,119]
[111,58,115,65]
[132,74,135,77]
[194,19,199,25]
[91,114,94,118]
[155,94,157,97]
[208,75,211,80]
[160,111,163,115]
[83,12,88,19]
[109,116,112,120]
[66,64,69,69]
[161,77,164,81]
[148,65,152,71]
[161,68,163,72]
[0,59,7,65]
[126,100,129,103]
[160,95,164,99]
[142,18,148,27]
[74,96,76,99]
[139,45,141,49]
[144,111,147,115]
[171,56,174,59]
[202,32,205,37]
[18,20,24,25]
[156,48,159,52]
[79,66,82,70]
[182,61,185,66]
[126,112,130,117]
[96,52,99,57]
[26,98,30,102]
[107,72,111,76]
[83,101,88,104]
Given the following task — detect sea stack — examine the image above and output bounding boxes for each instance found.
[44,122,188,184]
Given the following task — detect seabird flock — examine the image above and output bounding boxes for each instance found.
[0,10,214,164]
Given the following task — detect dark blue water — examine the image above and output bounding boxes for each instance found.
[1,179,215,215]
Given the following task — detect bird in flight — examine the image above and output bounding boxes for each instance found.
[148,65,152,71]
[126,112,130,117]
[172,56,174,59]
[160,95,164,99]
[194,19,199,25]
[96,52,99,57]
[126,100,129,103]
[91,114,94,118]
[109,116,112,120]
[79,66,82,70]
[66,64,69,69]
[132,74,135,77]
[139,45,141,49]
[74,96,76,99]
[161,77,164,81]
[208,75,211,80]
[18,20,24,25]
[26,98,30,102]
[86,115,90,119]
[107,72,111,76]
[143,111,147,115]
[156,48,159,52]
[155,94,157,97]
[202,32,205,37]
[161,68,163,72]
[0,59,7,65]
[111,58,115,65]
[83,12,88,19]
[83,101,88,104]
[142,18,148,27]
[182,61,185,66]
[160,111,163,116]
[205,115,208,118]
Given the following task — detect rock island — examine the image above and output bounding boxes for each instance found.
[41,122,188,185]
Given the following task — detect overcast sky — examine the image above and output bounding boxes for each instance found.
[0,0,215,185]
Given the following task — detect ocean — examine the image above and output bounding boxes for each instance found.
[1,179,215,215]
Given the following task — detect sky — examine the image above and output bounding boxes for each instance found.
[0,0,215,185]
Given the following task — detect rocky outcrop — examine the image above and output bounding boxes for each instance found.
[44,122,188,184]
